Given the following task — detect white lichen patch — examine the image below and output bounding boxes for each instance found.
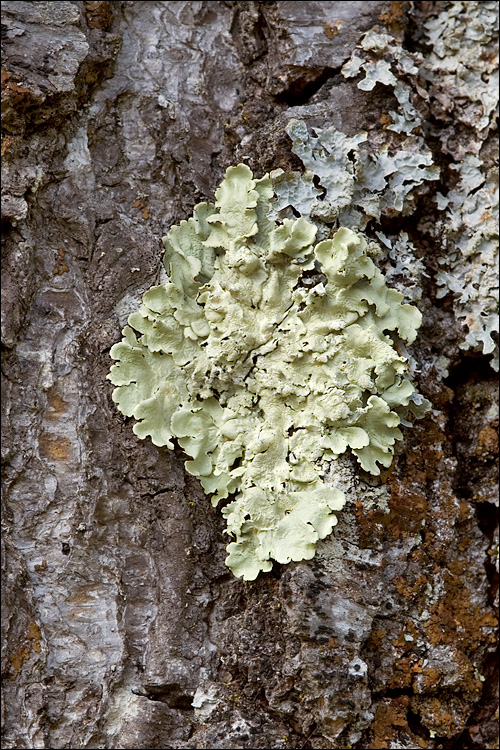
[272,119,439,230]
[108,164,427,580]
[376,231,428,303]
[192,683,220,720]
[422,1,499,369]
[421,1,499,135]
[342,28,424,135]
[435,160,499,369]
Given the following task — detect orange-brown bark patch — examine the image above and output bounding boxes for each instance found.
[39,434,72,461]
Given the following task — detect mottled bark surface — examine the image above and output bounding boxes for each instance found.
[1,2,498,749]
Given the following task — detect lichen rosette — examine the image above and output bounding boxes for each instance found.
[108,163,427,579]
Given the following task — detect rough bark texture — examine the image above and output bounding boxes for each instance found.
[1,2,498,749]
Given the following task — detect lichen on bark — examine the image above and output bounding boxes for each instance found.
[109,162,428,579]
[1,2,498,749]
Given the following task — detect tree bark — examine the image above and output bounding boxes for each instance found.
[1,2,498,748]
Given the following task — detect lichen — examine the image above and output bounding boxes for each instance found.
[340,3,500,371]
[108,162,428,580]
[271,119,439,230]
[341,28,424,135]
[420,1,499,370]
[376,230,428,304]
[435,160,499,369]
[421,1,499,135]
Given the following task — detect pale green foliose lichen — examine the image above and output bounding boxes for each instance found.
[108,164,426,580]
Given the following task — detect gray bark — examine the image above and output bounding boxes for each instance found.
[1,2,498,749]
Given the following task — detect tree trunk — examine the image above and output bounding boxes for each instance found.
[1,2,498,748]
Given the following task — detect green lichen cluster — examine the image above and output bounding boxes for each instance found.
[108,164,426,579]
